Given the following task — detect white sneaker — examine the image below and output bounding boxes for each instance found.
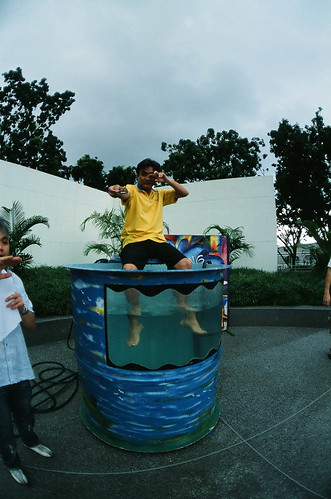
[25,443,53,457]
[8,467,28,485]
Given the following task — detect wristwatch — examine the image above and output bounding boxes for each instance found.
[21,306,29,316]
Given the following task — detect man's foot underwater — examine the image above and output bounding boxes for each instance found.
[180,313,207,334]
[126,321,144,347]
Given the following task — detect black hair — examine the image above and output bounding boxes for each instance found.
[136,158,161,175]
[0,217,9,236]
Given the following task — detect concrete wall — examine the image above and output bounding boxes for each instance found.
[0,159,109,266]
[0,159,277,270]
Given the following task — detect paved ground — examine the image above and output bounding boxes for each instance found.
[1,325,330,499]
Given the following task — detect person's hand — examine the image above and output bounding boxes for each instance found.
[323,291,330,307]
[151,171,168,183]
[0,256,22,279]
[107,185,128,198]
[5,291,24,312]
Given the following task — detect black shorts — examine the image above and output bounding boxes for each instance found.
[120,239,186,270]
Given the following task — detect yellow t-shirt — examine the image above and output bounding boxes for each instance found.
[121,184,177,247]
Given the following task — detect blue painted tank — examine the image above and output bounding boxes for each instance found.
[67,261,229,452]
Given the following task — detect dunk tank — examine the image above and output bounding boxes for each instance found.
[67,235,230,452]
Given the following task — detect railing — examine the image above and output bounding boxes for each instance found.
[277,264,315,271]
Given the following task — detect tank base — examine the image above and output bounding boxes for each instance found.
[80,400,220,452]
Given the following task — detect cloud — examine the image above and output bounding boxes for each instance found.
[1,0,330,170]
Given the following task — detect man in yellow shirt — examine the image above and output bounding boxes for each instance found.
[108,158,205,345]
[109,158,191,269]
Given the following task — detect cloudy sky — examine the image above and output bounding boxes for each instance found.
[1,0,331,173]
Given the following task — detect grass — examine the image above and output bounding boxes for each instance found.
[14,265,326,317]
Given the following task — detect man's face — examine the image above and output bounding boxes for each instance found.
[137,166,156,191]
[0,231,10,257]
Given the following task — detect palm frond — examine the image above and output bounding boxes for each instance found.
[0,201,49,268]
[81,207,124,258]
[81,208,124,239]
[16,235,42,252]
[83,242,120,258]
[163,221,170,234]
[203,224,254,263]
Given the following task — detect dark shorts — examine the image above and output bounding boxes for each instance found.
[120,239,186,270]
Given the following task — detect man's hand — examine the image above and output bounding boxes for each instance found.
[107,185,128,198]
[5,291,24,312]
[150,171,168,183]
[5,292,36,330]
[151,171,189,199]
[0,256,22,279]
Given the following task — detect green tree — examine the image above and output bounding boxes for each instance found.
[300,219,331,270]
[269,109,331,267]
[203,224,254,264]
[0,200,49,268]
[105,165,136,187]
[69,154,106,190]
[161,128,266,183]
[0,67,75,176]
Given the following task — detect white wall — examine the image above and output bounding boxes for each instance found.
[0,160,277,270]
[0,159,110,266]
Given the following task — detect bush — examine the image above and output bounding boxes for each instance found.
[13,265,325,317]
[229,268,324,307]
[16,266,72,317]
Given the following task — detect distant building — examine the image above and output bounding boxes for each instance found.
[277,243,317,270]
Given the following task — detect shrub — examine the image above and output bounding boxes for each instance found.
[229,268,324,307]
[16,266,72,317]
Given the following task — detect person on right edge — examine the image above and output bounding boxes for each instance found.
[322,255,331,359]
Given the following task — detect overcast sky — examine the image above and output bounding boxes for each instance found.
[1,0,331,173]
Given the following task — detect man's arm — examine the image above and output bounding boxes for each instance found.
[20,310,36,330]
[107,185,130,201]
[153,172,189,199]
[323,267,331,307]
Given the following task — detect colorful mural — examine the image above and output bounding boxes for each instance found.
[165,235,229,330]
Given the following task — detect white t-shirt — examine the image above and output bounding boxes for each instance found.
[0,272,34,387]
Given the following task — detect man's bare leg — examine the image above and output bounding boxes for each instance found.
[123,264,143,346]
[126,315,143,347]
[174,257,207,334]
[180,313,207,334]
[125,287,141,316]
[176,292,198,312]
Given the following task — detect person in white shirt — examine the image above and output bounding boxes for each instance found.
[0,219,52,486]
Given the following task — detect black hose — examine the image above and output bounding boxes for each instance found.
[31,321,79,413]
[31,361,79,413]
